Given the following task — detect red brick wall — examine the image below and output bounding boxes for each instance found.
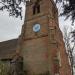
[18,0,72,75]
[22,37,49,74]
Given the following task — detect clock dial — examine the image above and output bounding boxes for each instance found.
[33,24,41,32]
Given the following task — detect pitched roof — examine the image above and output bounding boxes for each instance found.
[0,39,18,60]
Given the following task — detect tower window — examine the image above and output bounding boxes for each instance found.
[33,1,40,15]
[37,4,40,13]
[33,5,36,15]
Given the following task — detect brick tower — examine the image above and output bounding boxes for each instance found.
[18,0,72,75]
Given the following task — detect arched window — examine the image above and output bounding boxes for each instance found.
[33,1,40,15]
[33,5,36,15]
[37,4,40,13]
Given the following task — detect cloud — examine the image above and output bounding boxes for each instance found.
[0,6,25,42]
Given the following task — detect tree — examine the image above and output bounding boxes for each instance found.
[0,0,75,23]
[0,0,27,19]
[56,0,75,24]
[63,26,75,75]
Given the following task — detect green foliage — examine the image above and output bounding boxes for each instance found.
[0,61,8,75]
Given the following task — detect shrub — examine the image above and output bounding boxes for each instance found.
[0,61,8,75]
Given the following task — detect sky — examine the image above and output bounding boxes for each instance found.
[0,2,74,42]
[0,5,25,42]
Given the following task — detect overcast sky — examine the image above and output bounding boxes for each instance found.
[0,3,75,42]
[0,5,25,42]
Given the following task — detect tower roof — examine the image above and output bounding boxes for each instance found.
[0,39,18,60]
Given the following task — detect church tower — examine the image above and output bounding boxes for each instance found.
[18,0,72,75]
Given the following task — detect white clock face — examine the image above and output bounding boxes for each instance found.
[33,24,41,32]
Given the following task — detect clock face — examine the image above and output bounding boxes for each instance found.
[33,24,41,32]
